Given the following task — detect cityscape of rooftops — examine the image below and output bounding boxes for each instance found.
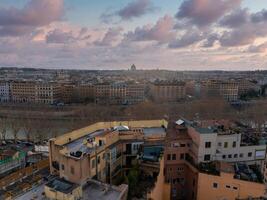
[0,1,267,200]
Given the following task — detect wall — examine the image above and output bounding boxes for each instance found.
[197,172,266,200]
[147,158,171,200]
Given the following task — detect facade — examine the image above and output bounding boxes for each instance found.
[48,120,167,199]
[47,119,266,200]
[74,84,95,102]
[197,163,266,200]
[219,81,239,101]
[10,81,61,104]
[164,119,266,199]
[237,79,261,95]
[95,82,145,105]
[150,80,186,103]
[126,83,145,104]
[11,81,36,103]
[95,83,111,104]
[35,82,61,104]
[201,80,239,101]
[0,81,10,103]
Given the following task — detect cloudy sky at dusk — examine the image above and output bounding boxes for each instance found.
[0,0,267,70]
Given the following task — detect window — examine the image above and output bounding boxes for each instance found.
[233,187,238,190]
[180,153,185,160]
[248,152,252,157]
[239,153,243,158]
[172,154,176,160]
[205,142,211,148]
[167,154,171,160]
[224,142,228,148]
[70,166,75,175]
[181,144,186,147]
[228,154,232,158]
[61,164,65,170]
[97,156,100,164]
[204,154,211,161]
[213,183,218,188]
[234,154,238,158]
[92,159,96,168]
[222,155,226,159]
[218,142,222,147]
[232,141,236,148]
[226,185,230,189]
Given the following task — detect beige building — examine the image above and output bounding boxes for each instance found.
[95,82,145,105]
[47,119,266,200]
[201,80,239,101]
[35,82,61,104]
[10,81,61,104]
[74,84,95,102]
[163,119,266,199]
[150,80,186,103]
[11,81,36,103]
[197,162,266,200]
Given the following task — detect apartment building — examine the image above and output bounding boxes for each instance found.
[219,81,239,101]
[95,83,110,104]
[201,80,239,101]
[0,81,10,102]
[48,120,167,199]
[10,81,61,104]
[60,83,75,103]
[35,82,61,104]
[150,80,186,103]
[126,83,145,104]
[237,79,261,95]
[164,119,266,200]
[109,83,127,105]
[95,82,145,105]
[11,81,36,103]
[74,84,95,102]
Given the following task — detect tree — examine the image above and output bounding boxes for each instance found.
[22,119,34,142]
[0,118,7,142]
[9,119,21,143]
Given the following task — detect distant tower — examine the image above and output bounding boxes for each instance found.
[131,64,136,71]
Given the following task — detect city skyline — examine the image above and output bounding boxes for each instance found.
[0,0,267,70]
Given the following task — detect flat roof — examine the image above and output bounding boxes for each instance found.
[82,181,124,200]
[143,127,166,136]
[195,127,216,134]
[53,120,168,146]
[65,129,106,155]
[46,178,79,194]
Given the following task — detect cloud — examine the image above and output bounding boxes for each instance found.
[100,0,157,23]
[219,8,249,28]
[219,21,267,47]
[251,9,267,23]
[176,0,241,27]
[46,27,91,44]
[202,33,219,47]
[169,30,203,48]
[117,0,156,20]
[94,27,123,46]
[248,42,267,53]
[124,15,175,43]
[0,0,64,37]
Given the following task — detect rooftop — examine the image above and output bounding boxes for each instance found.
[82,180,127,200]
[53,120,168,146]
[46,178,79,194]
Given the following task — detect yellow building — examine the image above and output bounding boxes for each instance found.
[197,162,266,200]
[10,81,61,104]
[150,80,186,103]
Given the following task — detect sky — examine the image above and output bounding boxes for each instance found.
[0,0,267,70]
